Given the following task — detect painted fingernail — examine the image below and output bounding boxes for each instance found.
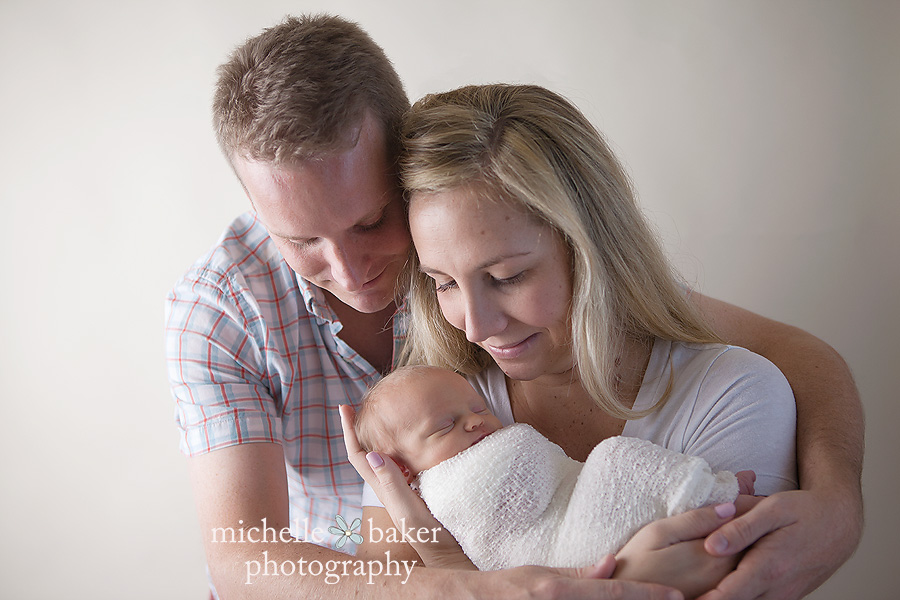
[714,502,736,518]
[366,452,384,468]
[708,532,728,553]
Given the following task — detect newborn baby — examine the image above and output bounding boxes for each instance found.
[354,365,746,570]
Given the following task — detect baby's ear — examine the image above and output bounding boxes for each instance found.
[384,453,416,485]
[398,462,414,484]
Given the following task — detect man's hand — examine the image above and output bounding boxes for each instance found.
[697,487,863,600]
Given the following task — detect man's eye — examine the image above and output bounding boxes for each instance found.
[290,237,318,249]
[358,211,386,232]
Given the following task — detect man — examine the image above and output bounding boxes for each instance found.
[166,14,862,599]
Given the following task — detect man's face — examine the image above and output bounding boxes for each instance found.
[233,114,411,314]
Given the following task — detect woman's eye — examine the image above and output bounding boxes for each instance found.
[435,279,457,293]
[494,272,525,286]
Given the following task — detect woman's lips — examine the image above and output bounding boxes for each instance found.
[485,333,538,360]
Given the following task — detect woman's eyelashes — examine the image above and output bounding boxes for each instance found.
[435,279,457,293]
[494,272,525,286]
[432,271,526,293]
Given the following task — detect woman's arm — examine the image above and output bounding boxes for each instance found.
[343,404,761,600]
[190,442,669,599]
[691,293,864,600]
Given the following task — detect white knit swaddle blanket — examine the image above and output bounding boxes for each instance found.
[417,423,737,570]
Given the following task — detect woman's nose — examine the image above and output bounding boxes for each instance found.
[463,293,506,344]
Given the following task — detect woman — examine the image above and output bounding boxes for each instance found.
[344,84,797,595]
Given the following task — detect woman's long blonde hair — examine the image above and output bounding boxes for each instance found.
[400,84,720,419]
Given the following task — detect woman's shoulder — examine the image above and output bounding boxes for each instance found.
[638,339,795,427]
[466,364,515,426]
[668,340,790,391]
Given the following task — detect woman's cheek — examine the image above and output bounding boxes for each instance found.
[437,295,464,331]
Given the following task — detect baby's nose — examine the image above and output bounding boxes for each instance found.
[465,415,484,431]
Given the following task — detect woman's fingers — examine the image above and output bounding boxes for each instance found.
[338,404,376,484]
[629,503,737,549]
[339,406,445,537]
[340,404,470,567]
[567,554,618,580]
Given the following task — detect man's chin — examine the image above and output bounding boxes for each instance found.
[326,288,394,314]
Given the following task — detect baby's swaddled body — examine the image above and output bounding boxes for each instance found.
[418,423,737,570]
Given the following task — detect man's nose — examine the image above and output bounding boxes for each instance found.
[327,241,366,291]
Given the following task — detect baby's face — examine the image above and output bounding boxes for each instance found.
[392,369,502,475]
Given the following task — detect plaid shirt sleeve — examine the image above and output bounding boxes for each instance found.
[165,261,283,456]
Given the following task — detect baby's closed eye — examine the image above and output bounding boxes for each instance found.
[432,420,454,435]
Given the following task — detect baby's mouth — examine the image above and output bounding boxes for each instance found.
[470,432,491,448]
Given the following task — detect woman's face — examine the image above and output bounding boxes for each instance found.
[409,186,573,381]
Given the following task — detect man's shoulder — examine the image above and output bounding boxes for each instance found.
[187,212,282,279]
[172,212,297,293]
[166,212,304,317]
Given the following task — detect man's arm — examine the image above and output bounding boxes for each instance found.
[691,293,864,600]
[187,442,363,598]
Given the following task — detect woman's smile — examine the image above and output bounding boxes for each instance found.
[410,186,574,381]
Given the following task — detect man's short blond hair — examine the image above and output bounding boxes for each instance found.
[213,14,409,163]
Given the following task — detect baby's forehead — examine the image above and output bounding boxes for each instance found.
[371,371,448,419]
[384,366,453,393]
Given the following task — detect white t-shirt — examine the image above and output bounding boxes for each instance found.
[362,338,797,506]
[469,338,797,495]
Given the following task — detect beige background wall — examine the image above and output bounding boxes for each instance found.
[1,1,897,598]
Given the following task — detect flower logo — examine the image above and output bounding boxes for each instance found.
[328,514,363,549]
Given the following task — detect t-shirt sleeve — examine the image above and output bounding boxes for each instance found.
[682,347,798,495]
[165,266,283,457]
[361,482,383,508]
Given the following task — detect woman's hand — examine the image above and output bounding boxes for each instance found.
[339,404,474,569]
[614,501,762,600]
[473,558,687,600]
[697,486,863,600]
